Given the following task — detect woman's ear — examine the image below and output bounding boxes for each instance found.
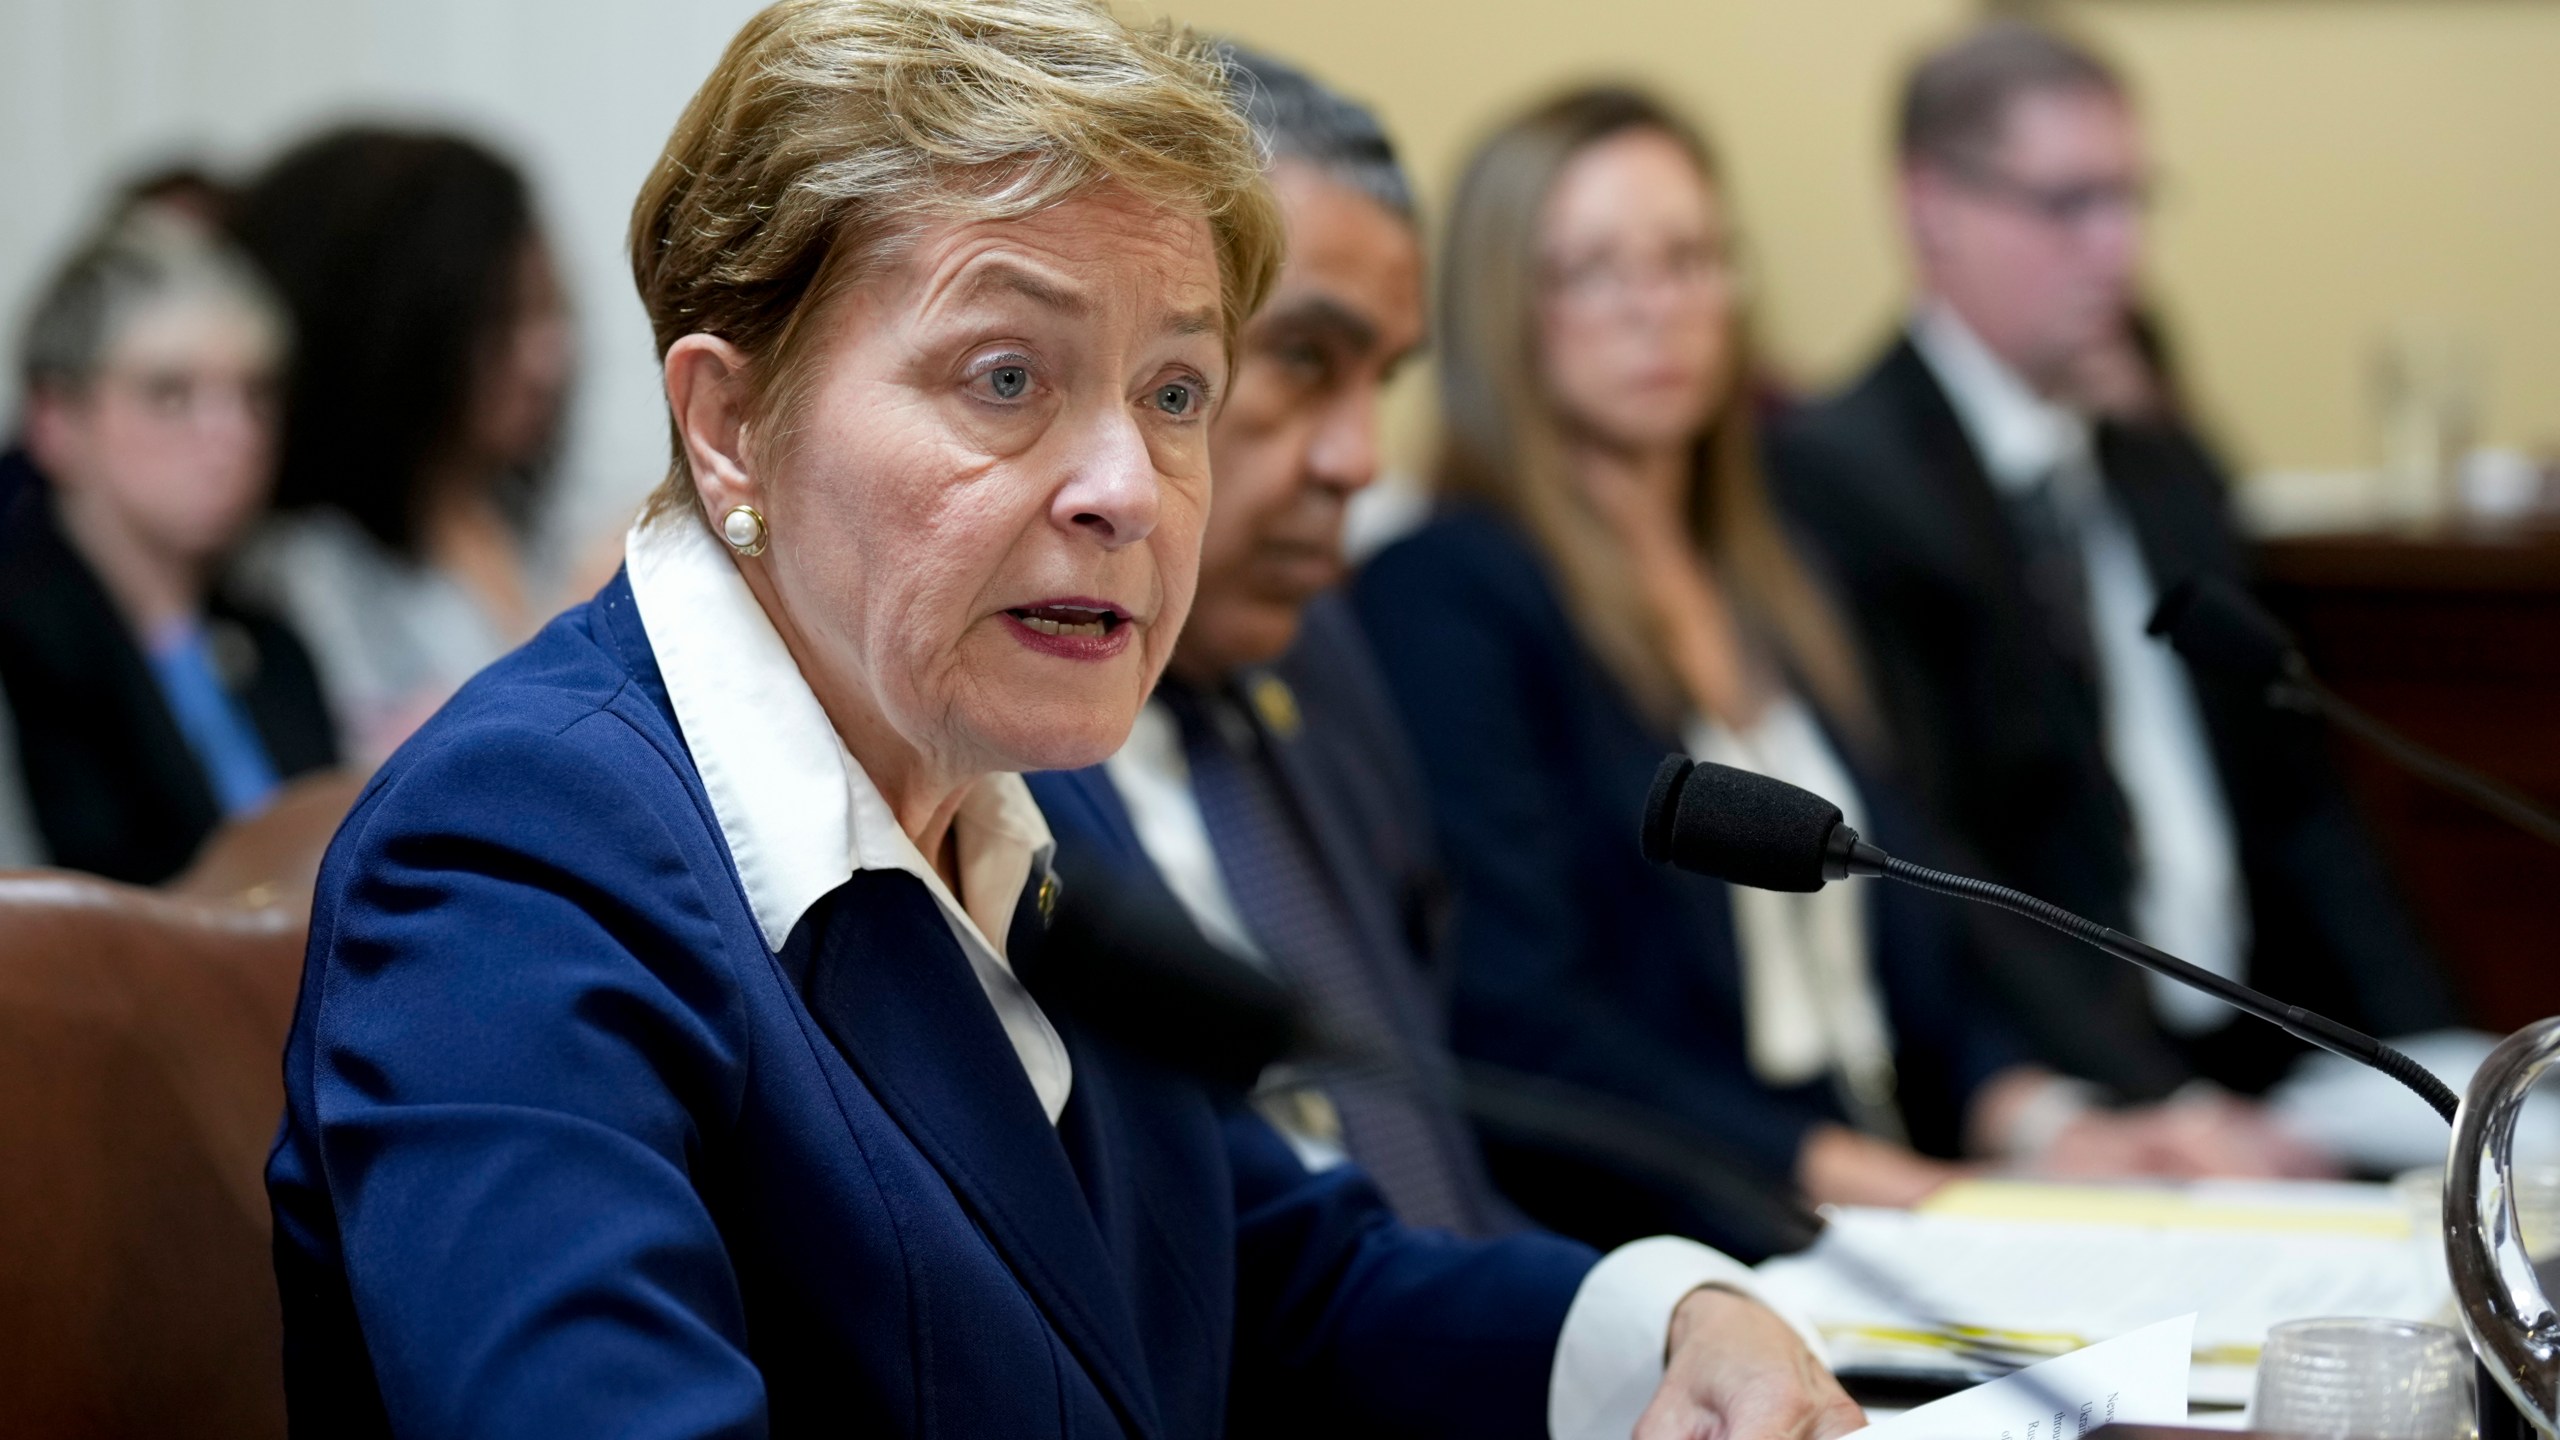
[664,334,757,522]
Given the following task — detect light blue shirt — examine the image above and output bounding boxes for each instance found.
[144,617,280,818]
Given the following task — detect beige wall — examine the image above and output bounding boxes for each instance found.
[2049,0,2560,471]
[1175,0,2560,474]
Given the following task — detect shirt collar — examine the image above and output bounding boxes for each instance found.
[623,508,1054,956]
[1909,300,2093,498]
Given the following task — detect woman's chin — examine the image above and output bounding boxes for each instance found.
[969,697,1141,777]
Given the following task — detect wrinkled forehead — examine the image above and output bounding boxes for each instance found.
[885,191,1228,341]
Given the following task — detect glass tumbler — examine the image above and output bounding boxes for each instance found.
[2250,1317,2475,1440]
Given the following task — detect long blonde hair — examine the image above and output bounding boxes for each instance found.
[1434,85,1874,747]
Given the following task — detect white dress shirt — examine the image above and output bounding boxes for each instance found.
[1685,697,1898,1127]
[629,508,1816,1438]
[1104,698,1269,965]
[1910,303,2251,1033]
[625,508,1073,1121]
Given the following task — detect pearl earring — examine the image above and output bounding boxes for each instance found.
[721,504,768,557]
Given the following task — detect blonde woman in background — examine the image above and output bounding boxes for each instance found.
[1353,86,2306,1212]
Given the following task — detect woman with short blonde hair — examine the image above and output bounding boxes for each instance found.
[266,8,1858,1438]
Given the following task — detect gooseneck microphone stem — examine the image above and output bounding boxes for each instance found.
[1646,754,2508,1438]
[2275,676,2560,852]
[1871,854,2462,1124]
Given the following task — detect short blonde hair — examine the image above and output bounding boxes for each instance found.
[631,0,1283,515]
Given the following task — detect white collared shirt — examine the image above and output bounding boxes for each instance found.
[624,508,1073,1121]
[1103,698,1268,966]
[629,507,1812,1437]
[1910,303,2252,1033]
[1685,698,1896,1116]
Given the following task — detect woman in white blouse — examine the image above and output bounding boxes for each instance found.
[1356,85,2313,1209]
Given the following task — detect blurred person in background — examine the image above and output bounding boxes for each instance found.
[1353,86,2314,1210]
[0,210,336,883]
[1030,43,1527,1239]
[230,126,574,767]
[1766,22,2457,1117]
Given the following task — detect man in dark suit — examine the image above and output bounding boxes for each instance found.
[1768,21,2457,1108]
[1030,45,1514,1239]
[1033,47,1830,1262]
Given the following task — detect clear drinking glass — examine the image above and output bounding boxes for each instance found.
[2250,1317,2475,1440]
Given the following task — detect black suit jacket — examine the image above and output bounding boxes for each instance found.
[0,477,337,883]
[1353,508,2025,1180]
[1768,337,2457,1096]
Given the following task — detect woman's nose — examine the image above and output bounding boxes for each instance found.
[1050,412,1161,549]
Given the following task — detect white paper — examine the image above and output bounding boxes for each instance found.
[1848,1314,2195,1440]
[1753,1199,2448,1404]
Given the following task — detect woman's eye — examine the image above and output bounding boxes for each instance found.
[1154,382,1197,416]
[986,365,1030,400]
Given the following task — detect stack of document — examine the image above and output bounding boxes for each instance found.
[1754,1179,2451,1407]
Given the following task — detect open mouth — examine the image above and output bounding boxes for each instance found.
[1004,602,1126,639]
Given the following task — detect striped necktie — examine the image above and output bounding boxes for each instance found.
[1163,681,1489,1235]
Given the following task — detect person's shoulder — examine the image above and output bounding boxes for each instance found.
[1357,503,1551,609]
[1767,336,1926,470]
[343,599,695,851]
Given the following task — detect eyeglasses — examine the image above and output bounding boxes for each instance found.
[1948,165,2155,231]
[1542,238,1744,315]
[91,366,280,428]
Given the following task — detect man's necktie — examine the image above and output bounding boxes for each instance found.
[2003,467,2104,692]
[1164,683,1487,1234]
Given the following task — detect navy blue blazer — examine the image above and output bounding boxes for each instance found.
[267,572,1596,1439]
[1351,509,2024,1182]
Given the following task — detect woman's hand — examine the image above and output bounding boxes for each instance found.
[1796,1122,1965,1209]
[1635,1287,1866,1440]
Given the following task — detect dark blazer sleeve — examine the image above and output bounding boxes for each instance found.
[273,715,764,1439]
[1224,1108,1592,1440]
[1352,522,1832,1181]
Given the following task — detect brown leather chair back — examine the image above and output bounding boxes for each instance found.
[0,771,359,1437]
[0,874,302,1437]
[171,770,368,914]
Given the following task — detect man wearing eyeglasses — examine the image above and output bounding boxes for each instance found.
[1769,20,2455,1154]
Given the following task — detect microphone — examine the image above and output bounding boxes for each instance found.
[2149,576,2560,850]
[1638,755,2459,1121]
[1642,755,2523,1440]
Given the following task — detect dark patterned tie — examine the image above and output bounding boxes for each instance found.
[2004,467,2103,691]
[1163,682,1486,1234]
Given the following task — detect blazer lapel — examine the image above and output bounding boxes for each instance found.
[1878,338,2041,606]
[791,871,1165,1440]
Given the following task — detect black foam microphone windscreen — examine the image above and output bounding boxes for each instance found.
[2147,575,2301,690]
[1644,759,1845,893]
